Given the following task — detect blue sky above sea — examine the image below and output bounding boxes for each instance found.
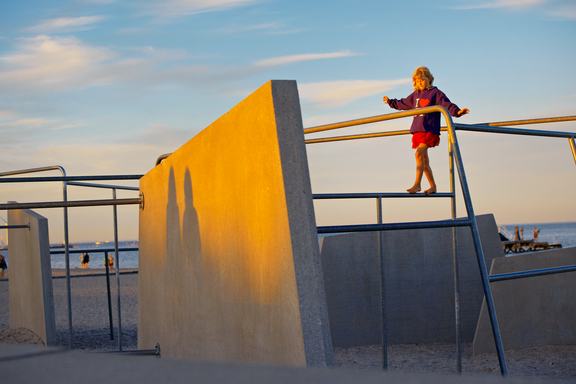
[0,0,575,243]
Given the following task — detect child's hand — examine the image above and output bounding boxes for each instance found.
[457,108,469,117]
[383,96,389,104]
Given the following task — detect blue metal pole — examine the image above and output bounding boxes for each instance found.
[444,109,508,377]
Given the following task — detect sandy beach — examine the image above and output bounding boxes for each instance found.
[2,271,576,380]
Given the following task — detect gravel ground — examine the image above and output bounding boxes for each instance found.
[0,270,138,352]
[2,272,576,380]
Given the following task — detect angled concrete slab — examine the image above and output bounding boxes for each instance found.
[138,80,333,367]
[474,246,576,355]
[7,205,56,346]
[320,214,504,347]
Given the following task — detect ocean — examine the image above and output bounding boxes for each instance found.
[1,221,575,269]
[48,241,140,269]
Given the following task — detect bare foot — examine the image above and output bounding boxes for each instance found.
[407,185,421,194]
[424,186,437,195]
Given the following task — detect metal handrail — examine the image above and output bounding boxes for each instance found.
[0,175,142,183]
[455,122,576,138]
[304,115,576,145]
[489,264,576,282]
[0,198,141,210]
[0,169,142,350]
[304,105,512,376]
[304,111,576,376]
[156,154,171,166]
[0,166,74,348]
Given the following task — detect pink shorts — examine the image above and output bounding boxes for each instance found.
[412,132,440,149]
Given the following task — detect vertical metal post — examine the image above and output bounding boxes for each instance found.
[104,251,114,340]
[0,166,74,349]
[62,178,73,349]
[377,196,387,370]
[112,188,123,351]
[569,137,576,168]
[446,119,508,376]
[449,133,462,373]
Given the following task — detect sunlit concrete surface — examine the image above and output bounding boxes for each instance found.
[320,214,504,348]
[474,246,576,355]
[1,343,537,384]
[138,80,333,367]
[7,205,56,346]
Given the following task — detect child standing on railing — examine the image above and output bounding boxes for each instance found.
[383,67,469,194]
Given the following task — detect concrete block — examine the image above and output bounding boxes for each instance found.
[473,246,576,355]
[138,80,333,367]
[7,205,56,346]
[320,214,503,347]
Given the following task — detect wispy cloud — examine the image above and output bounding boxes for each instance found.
[452,0,576,20]
[51,123,85,131]
[0,118,46,128]
[0,35,361,97]
[0,36,116,93]
[220,22,280,33]
[298,79,411,109]
[216,22,306,36]
[145,0,257,17]
[547,3,576,20]
[26,16,106,34]
[0,36,184,94]
[453,0,547,9]
[254,51,360,69]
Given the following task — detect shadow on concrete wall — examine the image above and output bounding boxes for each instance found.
[164,167,203,348]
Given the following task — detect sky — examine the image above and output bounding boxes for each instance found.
[0,0,575,243]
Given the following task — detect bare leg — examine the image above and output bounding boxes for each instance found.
[407,144,437,194]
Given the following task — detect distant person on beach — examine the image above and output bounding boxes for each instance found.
[514,227,521,241]
[383,66,469,195]
[0,254,6,279]
[80,253,90,268]
[104,254,114,268]
[521,227,524,241]
[534,227,540,242]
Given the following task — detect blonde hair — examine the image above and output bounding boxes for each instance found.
[412,66,434,91]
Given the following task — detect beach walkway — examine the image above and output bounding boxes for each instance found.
[1,342,553,384]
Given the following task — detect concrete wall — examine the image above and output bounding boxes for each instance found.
[320,214,504,348]
[473,246,576,355]
[138,80,333,367]
[7,205,56,346]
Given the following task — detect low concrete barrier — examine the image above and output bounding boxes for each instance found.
[473,246,576,355]
[7,205,56,346]
[320,214,503,347]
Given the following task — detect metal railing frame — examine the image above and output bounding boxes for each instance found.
[0,112,572,367]
[0,225,30,230]
[50,246,138,342]
[0,168,142,350]
[304,109,576,376]
[64,180,139,351]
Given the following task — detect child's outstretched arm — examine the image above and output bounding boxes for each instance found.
[457,108,470,117]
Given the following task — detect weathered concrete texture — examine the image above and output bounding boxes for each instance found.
[138,80,333,367]
[7,205,56,346]
[473,246,576,355]
[320,214,504,348]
